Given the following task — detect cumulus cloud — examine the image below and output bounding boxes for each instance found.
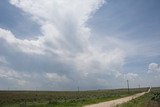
[148,63,160,73]
[0,28,44,54]
[0,66,29,86]
[0,0,138,90]
[123,73,139,81]
[45,72,70,83]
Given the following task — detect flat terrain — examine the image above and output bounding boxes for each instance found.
[0,88,147,107]
[84,88,151,107]
[117,87,160,107]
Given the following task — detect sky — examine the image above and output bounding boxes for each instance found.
[0,0,160,91]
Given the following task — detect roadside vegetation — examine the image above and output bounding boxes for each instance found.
[117,87,160,107]
[0,88,147,107]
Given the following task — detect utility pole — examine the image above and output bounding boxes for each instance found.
[138,84,141,92]
[127,80,129,93]
[77,86,79,92]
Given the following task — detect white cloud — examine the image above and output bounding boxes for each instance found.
[0,0,105,56]
[148,63,160,73]
[0,0,137,89]
[117,72,139,81]
[0,66,29,86]
[124,73,139,81]
[45,73,70,83]
[75,48,125,76]
[10,0,105,25]
[4,0,125,76]
[0,28,44,54]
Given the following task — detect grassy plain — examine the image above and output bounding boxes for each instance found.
[0,88,147,107]
[117,87,160,107]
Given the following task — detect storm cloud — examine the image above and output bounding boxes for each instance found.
[0,0,160,90]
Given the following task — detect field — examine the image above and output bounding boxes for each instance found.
[0,88,148,107]
[117,87,160,107]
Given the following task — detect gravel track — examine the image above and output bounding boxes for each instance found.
[84,87,151,107]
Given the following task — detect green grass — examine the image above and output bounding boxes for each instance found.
[117,87,160,107]
[0,88,148,107]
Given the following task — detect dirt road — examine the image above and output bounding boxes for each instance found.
[84,88,151,107]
